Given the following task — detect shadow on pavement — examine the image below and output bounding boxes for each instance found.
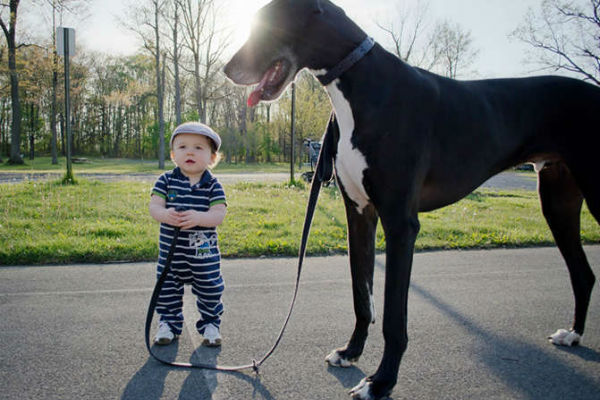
[326,363,367,390]
[121,341,181,400]
[122,343,275,400]
[411,282,600,399]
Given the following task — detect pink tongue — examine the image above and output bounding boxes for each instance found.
[247,88,263,108]
[247,65,277,107]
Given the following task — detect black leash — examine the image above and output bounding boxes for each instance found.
[145,115,338,373]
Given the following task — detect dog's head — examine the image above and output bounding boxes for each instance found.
[224,0,365,107]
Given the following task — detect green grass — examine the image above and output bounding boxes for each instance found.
[0,179,598,265]
[0,156,291,174]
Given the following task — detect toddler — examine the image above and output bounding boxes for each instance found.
[149,122,227,346]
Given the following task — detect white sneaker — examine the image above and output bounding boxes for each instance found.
[154,321,176,345]
[202,323,222,347]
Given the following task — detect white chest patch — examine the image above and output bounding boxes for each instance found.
[326,83,371,214]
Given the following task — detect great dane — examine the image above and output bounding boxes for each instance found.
[224,0,600,398]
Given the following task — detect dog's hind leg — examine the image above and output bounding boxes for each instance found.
[538,162,596,346]
[326,200,378,368]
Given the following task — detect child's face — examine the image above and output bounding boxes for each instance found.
[171,133,216,177]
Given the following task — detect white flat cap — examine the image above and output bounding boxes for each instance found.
[170,122,221,151]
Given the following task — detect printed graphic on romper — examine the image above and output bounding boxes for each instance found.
[190,232,218,259]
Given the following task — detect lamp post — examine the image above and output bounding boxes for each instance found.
[57,27,75,183]
[290,82,296,184]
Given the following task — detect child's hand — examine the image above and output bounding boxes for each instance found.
[164,207,183,227]
[178,210,202,230]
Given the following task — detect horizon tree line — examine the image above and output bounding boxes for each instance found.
[2,0,597,167]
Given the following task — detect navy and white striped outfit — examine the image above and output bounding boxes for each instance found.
[151,167,227,335]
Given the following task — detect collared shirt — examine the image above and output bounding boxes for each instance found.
[152,167,227,216]
[152,167,226,262]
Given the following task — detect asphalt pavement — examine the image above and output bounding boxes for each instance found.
[1,246,599,399]
[0,170,538,190]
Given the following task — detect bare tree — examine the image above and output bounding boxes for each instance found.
[430,20,479,79]
[376,0,433,67]
[377,1,479,78]
[126,0,168,168]
[513,0,600,85]
[199,1,230,124]
[179,0,210,123]
[0,0,23,164]
[177,0,228,124]
[162,0,183,125]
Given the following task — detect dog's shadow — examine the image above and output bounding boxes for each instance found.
[410,282,600,399]
[553,344,600,362]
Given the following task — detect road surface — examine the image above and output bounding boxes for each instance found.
[0,170,537,190]
[1,246,598,399]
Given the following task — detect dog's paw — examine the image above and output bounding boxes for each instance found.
[349,378,374,399]
[325,349,355,368]
[548,329,582,346]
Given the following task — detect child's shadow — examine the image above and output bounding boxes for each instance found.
[122,344,274,400]
[177,346,221,399]
[121,342,181,400]
[179,347,275,400]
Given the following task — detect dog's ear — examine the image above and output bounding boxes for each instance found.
[314,0,324,14]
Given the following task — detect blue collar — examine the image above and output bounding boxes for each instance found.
[173,167,213,187]
[198,169,214,186]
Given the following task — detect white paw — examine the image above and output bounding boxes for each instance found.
[548,329,582,346]
[325,349,354,368]
[349,378,374,399]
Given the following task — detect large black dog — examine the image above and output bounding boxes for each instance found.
[224,0,600,398]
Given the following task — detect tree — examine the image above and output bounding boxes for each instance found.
[164,0,182,125]
[0,0,23,164]
[29,0,91,163]
[377,0,479,78]
[513,0,600,85]
[179,0,214,123]
[376,0,433,67]
[429,20,479,79]
[19,45,53,161]
[126,0,167,168]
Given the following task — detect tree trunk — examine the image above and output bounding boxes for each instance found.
[155,0,165,169]
[50,7,58,164]
[173,0,182,125]
[29,103,35,160]
[194,52,203,122]
[0,0,23,164]
[59,112,65,155]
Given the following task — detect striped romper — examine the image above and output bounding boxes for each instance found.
[151,167,227,335]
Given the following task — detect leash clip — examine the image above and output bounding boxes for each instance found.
[252,359,260,375]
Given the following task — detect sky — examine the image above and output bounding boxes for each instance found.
[72,0,543,79]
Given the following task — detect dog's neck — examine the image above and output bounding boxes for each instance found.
[316,37,375,86]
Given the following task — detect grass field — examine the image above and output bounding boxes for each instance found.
[1,177,598,265]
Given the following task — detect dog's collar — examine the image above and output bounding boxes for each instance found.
[317,36,375,86]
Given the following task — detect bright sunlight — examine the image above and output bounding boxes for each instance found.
[225,0,269,48]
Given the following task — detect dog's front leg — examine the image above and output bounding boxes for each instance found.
[350,213,420,400]
[326,200,378,368]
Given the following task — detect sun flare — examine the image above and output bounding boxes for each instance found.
[225,0,269,48]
